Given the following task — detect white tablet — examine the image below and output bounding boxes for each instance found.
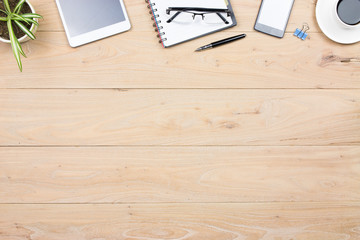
[55,0,131,47]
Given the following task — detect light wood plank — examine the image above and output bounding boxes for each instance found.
[0,31,359,88]
[0,146,359,203]
[1,203,360,240]
[0,0,357,238]
[0,89,359,146]
[33,0,322,33]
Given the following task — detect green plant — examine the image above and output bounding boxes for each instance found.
[0,0,42,71]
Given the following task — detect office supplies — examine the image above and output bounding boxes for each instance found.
[55,0,131,47]
[145,0,237,48]
[316,0,360,44]
[254,0,295,38]
[294,23,309,40]
[195,34,246,51]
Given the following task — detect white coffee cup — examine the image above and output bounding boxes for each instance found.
[334,0,360,28]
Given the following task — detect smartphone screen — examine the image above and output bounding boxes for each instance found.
[254,0,295,38]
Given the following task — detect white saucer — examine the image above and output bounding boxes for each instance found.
[316,0,360,44]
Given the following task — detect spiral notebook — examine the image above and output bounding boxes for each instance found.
[146,0,237,47]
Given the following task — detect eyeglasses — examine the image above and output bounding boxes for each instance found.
[166,7,232,24]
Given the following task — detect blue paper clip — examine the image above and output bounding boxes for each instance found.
[294,23,309,41]
[294,28,302,37]
[300,32,308,40]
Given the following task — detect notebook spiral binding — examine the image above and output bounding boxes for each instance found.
[145,0,167,44]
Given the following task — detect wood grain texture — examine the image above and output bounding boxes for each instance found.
[0,0,359,88]
[0,89,359,146]
[0,31,359,88]
[0,0,359,238]
[1,203,360,240]
[0,146,359,203]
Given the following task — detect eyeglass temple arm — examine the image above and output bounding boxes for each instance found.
[216,13,229,24]
[166,11,181,23]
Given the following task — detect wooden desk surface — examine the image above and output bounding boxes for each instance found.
[0,0,359,239]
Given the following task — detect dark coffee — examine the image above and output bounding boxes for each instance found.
[337,0,360,25]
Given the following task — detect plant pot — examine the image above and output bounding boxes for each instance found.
[0,0,38,44]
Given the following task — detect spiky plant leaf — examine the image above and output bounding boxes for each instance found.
[7,20,23,71]
[14,20,35,40]
[14,0,26,14]
[0,9,8,15]
[11,31,26,58]
[2,0,43,72]
[26,17,39,26]
[21,13,42,19]
[13,13,30,24]
[15,37,26,57]
[13,16,38,26]
[3,0,11,13]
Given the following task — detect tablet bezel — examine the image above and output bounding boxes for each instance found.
[55,0,131,47]
[254,0,295,38]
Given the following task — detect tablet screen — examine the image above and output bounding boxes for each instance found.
[257,0,294,30]
[58,0,126,37]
